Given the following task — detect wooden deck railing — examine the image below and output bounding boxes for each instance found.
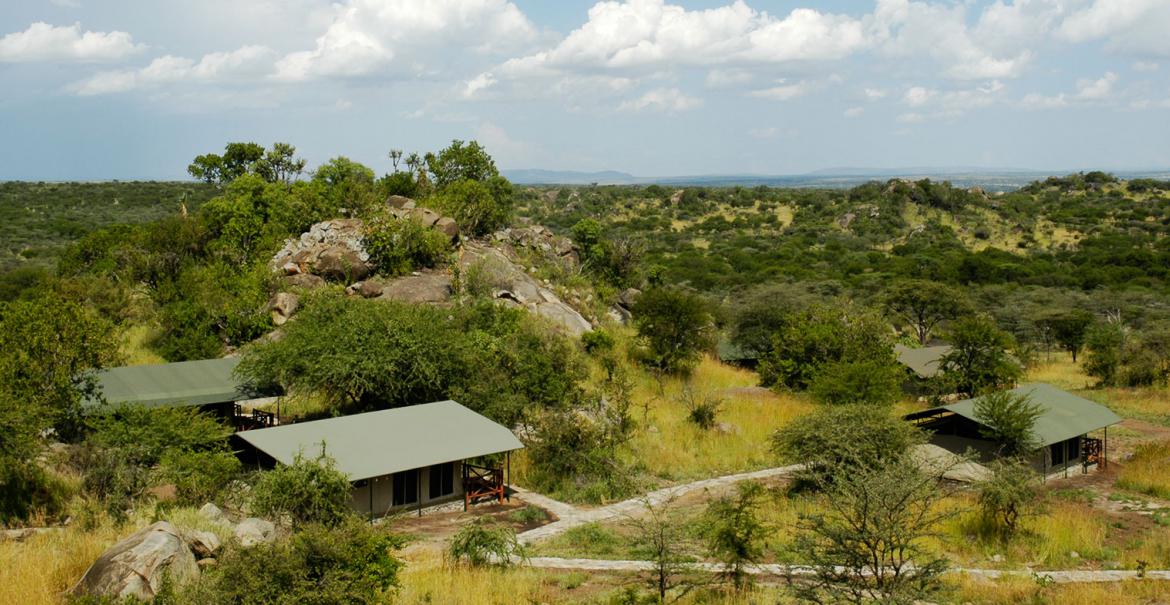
[463,463,505,510]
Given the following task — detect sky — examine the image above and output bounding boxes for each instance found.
[0,0,1168,180]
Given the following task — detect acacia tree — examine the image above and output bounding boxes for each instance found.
[940,315,1021,395]
[973,390,1042,457]
[627,495,695,603]
[884,279,969,345]
[704,481,767,591]
[1039,310,1094,362]
[977,458,1041,540]
[791,463,953,605]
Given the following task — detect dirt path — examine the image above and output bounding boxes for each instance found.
[515,464,803,544]
[524,557,1170,584]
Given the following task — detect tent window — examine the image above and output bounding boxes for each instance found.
[392,469,419,506]
[1050,442,1066,466]
[429,463,454,499]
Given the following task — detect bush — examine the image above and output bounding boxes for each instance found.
[182,519,404,605]
[157,449,242,506]
[807,358,903,406]
[447,518,527,567]
[523,406,635,503]
[631,287,714,374]
[972,391,1042,457]
[704,481,766,591]
[85,406,233,467]
[678,385,722,430]
[758,303,894,391]
[977,458,1041,540]
[362,213,452,276]
[773,405,924,487]
[250,452,353,528]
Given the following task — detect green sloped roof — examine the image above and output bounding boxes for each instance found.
[910,383,1121,447]
[894,344,952,378]
[235,400,524,481]
[717,338,757,362]
[86,357,253,410]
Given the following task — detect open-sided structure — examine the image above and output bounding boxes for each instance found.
[85,358,276,429]
[234,400,524,518]
[905,383,1121,477]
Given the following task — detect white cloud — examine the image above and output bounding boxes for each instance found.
[1058,0,1170,57]
[0,22,142,63]
[749,80,813,101]
[1133,61,1159,72]
[70,45,275,95]
[864,88,888,100]
[705,68,754,89]
[498,0,864,80]
[1075,71,1118,100]
[274,0,537,81]
[462,72,496,99]
[899,80,1005,118]
[1020,92,1067,109]
[869,0,1037,80]
[618,87,702,112]
[844,106,865,118]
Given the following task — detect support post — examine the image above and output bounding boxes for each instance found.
[463,463,468,512]
[417,470,422,517]
[368,479,374,524]
[1104,426,1108,470]
[506,451,511,503]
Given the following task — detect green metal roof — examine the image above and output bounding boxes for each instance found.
[236,400,524,481]
[86,357,254,410]
[909,383,1122,447]
[894,344,952,379]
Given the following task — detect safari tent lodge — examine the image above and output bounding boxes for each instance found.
[905,383,1121,477]
[234,400,523,518]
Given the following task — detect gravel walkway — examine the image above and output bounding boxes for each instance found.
[525,557,1170,584]
[515,464,803,544]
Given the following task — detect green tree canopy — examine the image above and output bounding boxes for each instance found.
[883,279,969,345]
[631,287,714,374]
[940,315,1021,395]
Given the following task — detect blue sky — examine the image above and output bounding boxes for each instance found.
[1,0,1168,180]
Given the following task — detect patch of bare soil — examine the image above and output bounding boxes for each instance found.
[390,499,555,558]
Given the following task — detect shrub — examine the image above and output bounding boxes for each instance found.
[631,287,714,375]
[972,391,1042,457]
[362,213,452,276]
[807,358,903,406]
[758,303,894,391]
[250,452,353,528]
[678,385,722,430]
[704,481,766,591]
[772,405,924,487]
[182,519,404,605]
[447,518,527,567]
[157,449,242,506]
[523,406,635,503]
[976,458,1041,540]
[85,406,233,467]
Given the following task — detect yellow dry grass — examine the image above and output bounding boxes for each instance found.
[1118,440,1170,499]
[947,574,1170,605]
[116,323,166,366]
[0,520,133,605]
[623,356,816,481]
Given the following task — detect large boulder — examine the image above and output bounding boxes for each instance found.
[184,530,222,559]
[378,273,454,304]
[234,518,276,547]
[71,522,198,601]
[314,247,372,281]
[268,292,299,326]
[461,243,592,336]
[270,219,373,282]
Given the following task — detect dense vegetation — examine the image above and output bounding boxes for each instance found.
[5,147,1170,603]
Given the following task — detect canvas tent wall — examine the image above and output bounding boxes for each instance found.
[905,383,1120,475]
[234,400,524,517]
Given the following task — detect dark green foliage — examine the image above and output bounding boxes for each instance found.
[883,279,969,345]
[977,458,1041,540]
[182,519,404,605]
[237,293,586,426]
[362,212,452,276]
[188,142,265,184]
[250,452,354,528]
[1084,322,1126,385]
[433,177,512,236]
[425,140,499,188]
[941,315,1021,395]
[523,403,635,503]
[791,462,952,605]
[758,303,895,391]
[1038,309,1094,362]
[77,406,236,512]
[704,481,766,591]
[631,287,714,374]
[571,218,643,286]
[447,518,527,567]
[0,181,217,272]
[773,405,924,486]
[808,358,904,406]
[972,391,1043,457]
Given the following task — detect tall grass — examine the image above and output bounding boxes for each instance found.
[947,574,1170,605]
[623,356,815,481]
[0,519,132,605]
[1118,440,1170,499]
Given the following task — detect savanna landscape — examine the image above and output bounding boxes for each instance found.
[2,138,1170,604]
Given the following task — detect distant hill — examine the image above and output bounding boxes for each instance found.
[505,167,1170,192]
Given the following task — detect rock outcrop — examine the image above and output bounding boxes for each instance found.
[461,243,592,337]
[271,219,373,281]
[71,522,198,601]
[234,517,276,547]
